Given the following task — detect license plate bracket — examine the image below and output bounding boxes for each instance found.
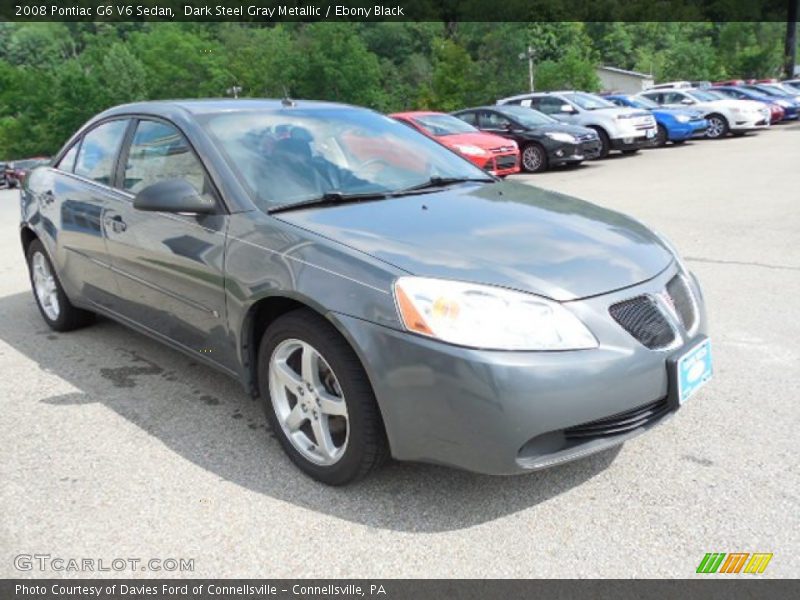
[667,336,713,407]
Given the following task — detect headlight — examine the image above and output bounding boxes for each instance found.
[393,277,597,350]
[453,144,487,157]
[675,114,691,123]
[545,132,577,144]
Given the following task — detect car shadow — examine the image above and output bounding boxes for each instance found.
[0,290,621,533]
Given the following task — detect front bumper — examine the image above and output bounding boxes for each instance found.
[731,113,771,131]
[609,132,652,151]
[548,139,602,164]
[335,264,708,475]
[668,120,707,141]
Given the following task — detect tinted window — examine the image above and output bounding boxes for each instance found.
[533,96,567,115]
[57,144,79,173]
[74,120,129,185]
[455,111,478,126]
[497,106,556,127]
[123,120,211,199]
[479,111,513,129]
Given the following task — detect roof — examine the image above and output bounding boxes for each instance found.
[389,111,445,119]
[101,98,360,117]
[597,66,654,79]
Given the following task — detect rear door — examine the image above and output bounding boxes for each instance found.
[40,119,131,309]
[103,118,234,370]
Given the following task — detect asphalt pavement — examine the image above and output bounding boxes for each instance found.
[1,124,798,578]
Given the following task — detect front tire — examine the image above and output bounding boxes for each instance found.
[654,124,668,147]
[521,143,548,173]
[26,239,94,332]
[705,114,729,139]
[590,127,611,158]
[258,309,388,485]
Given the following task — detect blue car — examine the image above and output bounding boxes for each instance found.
[605,94,707,147]
[711,86,798,121]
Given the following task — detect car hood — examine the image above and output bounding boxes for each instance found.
[653,107,705,119]
[275,181,673,301]
[438,132,516,150]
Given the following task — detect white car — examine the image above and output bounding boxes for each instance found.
[497,91,656,158]
[638,88,770,139]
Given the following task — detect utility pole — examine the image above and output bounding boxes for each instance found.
[519,46,535,92]
[784,0,798,79]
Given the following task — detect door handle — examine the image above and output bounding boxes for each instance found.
[105,214,127,233]
[42,190,55,204]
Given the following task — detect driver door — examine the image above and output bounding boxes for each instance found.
[103,118,235,370]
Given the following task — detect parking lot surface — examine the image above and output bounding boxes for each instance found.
[1,125,798,578]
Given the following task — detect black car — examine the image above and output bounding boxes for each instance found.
[0,162,7,187]
[452,106,602,173]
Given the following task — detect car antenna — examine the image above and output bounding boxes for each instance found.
[281,86,296,107]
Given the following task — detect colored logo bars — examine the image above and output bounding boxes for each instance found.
[696,552,773,574]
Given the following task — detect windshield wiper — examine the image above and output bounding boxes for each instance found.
[268,190,389,214]
[396,176,495,195]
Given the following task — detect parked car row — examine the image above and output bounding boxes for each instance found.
[388,80,790,176]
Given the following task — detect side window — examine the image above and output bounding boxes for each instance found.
[642,92,661,104]
[663,92,686,104]
[456,112,477,126]
[56,143,79,173]
[74,120,129,185]
[535,97,566,115]
[123,120,212,201]
[479,111,512,129]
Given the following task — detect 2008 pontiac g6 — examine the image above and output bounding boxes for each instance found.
[20,100,712,485]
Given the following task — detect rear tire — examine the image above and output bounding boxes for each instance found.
[258,309,388,485]
[26,239,95,332]
[590,127,610,158]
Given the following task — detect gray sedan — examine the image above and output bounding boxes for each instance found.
[20,99,712,485]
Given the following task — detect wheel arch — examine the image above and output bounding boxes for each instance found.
[239,292,393,453]
[20,225,38,257]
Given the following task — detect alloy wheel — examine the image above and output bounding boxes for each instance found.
[268,339,349,466]
[706,117,724,139]
[522,145,545,172]
[31,251,60,321]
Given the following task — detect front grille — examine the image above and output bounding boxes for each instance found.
[609,296,675,349]
[666,275,696,331]
[565,398,670,440]
[494,155,517,169]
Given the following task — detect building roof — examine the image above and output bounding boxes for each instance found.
[597,66,654,79]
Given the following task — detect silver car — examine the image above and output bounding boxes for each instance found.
[497,91,657,157]
[20,99,712,485]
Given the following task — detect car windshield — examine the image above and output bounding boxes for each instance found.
[410,113,478,136]
[496,105,556,127]
[760,84,792,96]
[561,92,616,110]
[203,108,489,211]
[687,90,717,102]
[703,90,728,100]
[751,85,783,97]
[628,96,658,109]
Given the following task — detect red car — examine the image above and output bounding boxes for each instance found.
[4,157,50,188]
[390,111,519,176]
[768,103,786,123]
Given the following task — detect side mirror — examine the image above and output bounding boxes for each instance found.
[133,179,215,214]
[560,104,576,113]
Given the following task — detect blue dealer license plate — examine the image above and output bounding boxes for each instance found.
[676,338,713,404]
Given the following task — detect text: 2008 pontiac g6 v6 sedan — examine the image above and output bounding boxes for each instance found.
[20,100,713,485]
